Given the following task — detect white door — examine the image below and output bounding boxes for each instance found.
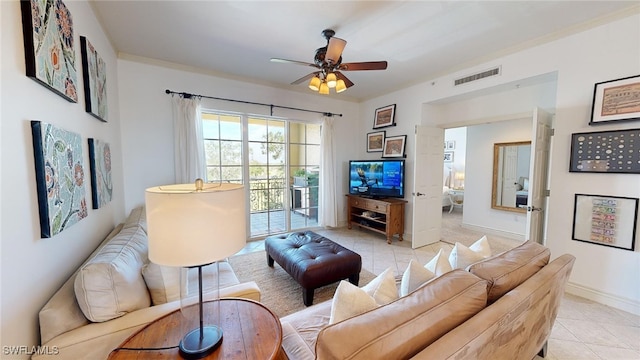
[526,108,553,244]
[412,125,445,248]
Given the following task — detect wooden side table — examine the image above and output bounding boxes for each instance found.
[108,298,285,360]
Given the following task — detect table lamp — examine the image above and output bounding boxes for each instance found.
[454,172,465,189]
[145,179,246,358]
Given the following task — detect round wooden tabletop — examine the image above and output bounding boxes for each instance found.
[108,298,284,360]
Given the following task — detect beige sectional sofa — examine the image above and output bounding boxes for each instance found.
[280,241,575,360]
[33,206,260,360]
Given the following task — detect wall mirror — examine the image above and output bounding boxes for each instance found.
[492,141,531,213]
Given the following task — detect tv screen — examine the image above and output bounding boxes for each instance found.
[349,160,405,198]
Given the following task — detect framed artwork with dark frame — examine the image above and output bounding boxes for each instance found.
[366,131,385,152]
[382,135,406,158]
[444,151,454,163]
[569,128,640,173]
[572,194,638,251]
[31,121,88,238]
[88,138,113,209]
[590,75,640,125]
[20,0,78,102]
[81,36,108,122]
[373,104,396,129]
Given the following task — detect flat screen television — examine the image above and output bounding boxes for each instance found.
[348,159,405,198]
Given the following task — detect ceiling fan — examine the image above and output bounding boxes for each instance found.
[271,29,388,94]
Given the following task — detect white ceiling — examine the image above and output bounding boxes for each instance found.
[91,1,638,102]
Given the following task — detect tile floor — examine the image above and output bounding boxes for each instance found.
[237,226,640,360]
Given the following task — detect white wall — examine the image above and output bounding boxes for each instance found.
[1,1,125,355]
[361,13,640,314]
[117,58,360,219]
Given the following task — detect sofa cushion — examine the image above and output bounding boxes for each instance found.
[467,240,550,303]
[361,267,398,305]
[142,261,241,305]
[122,206,147,232]
[400,259,435,297]
[425,248,452,276]
[329,280,379,324]
[315,270,488,360]
[449,235,492,269]
[74,226,150,322]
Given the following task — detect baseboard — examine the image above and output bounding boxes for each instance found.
[460,223,526,242]
[565,282,640,316]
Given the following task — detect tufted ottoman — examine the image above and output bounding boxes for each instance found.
[265,231,362,306]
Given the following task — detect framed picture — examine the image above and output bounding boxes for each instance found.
[20,0,78,102]
[88,138,113,209]
[446,140,456,150]
[572,194,638,251]
[373,104,396,129]
[31,121,88,238]
[366,131,385,152]
[81,36,108,122]
[382,135,407,158]
[444,151,454,163]
[569,128,640,173]
[590,75,640,125]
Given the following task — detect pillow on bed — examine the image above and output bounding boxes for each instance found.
[523,178,529,191]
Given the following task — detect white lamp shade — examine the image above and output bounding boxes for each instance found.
[145,183,246,267]
[326,73,337,88]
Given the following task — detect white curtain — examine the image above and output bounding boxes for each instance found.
[171,95,205,184]
[319,116,337,227]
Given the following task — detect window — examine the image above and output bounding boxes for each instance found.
[202,112,243,183]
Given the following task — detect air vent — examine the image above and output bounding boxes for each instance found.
[454,66,501,86]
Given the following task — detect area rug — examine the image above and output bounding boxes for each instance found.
[229,251,376,318]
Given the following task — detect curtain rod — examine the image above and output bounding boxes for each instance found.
[165,89,343,117]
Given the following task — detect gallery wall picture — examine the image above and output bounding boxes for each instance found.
[20,0,78,102]
[444,151,454,163]
[569,128,640,173]
[382,135,407,158]
[81,36,108,122]
[367,131,385,152]
[590,75,640,125]
[31,121,88,238]
[88,138,113,209]
[572,194,638,251]
[373,104,396,129]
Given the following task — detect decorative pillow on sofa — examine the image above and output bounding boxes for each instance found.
[329,267,397,324]
[122,205,147,232]
[400,259,435,297]
[425,248,453,276]
[449,235,492,270]
[467,240,550,302]
[74,226,150,322]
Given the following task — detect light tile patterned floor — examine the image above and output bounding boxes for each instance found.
[236,212,640,360]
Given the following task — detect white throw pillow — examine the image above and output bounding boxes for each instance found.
[329,280,379,324]
[449,235,492,270]
[361,267,399,305]
[523,178,529,191]
[142,262,181,305]
[425,249,453,276]
[400,259,436,297]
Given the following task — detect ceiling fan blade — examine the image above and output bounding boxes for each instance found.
[270,58,318,68]
[338,61,388,71]
[326,37,347,64]
[291,72,319,85]
[335,71,354,88]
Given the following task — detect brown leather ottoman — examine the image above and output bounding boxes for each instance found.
[265,231,362,306]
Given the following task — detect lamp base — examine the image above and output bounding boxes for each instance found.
[179,325,223,359]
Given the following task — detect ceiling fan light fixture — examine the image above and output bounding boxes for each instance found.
[335,79,347,93]
[326,73,337,88]
[326,37,347,64]
[308,76,321,91]
[319,82,329,95]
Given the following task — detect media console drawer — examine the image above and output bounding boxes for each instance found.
[346,194,407,244]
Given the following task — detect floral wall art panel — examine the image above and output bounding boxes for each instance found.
[88,138,113,209]
[21,0,78,102]
[81,36,108,121]
[31,121,88,238]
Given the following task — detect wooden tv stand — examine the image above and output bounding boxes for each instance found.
[346,194,407,244]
